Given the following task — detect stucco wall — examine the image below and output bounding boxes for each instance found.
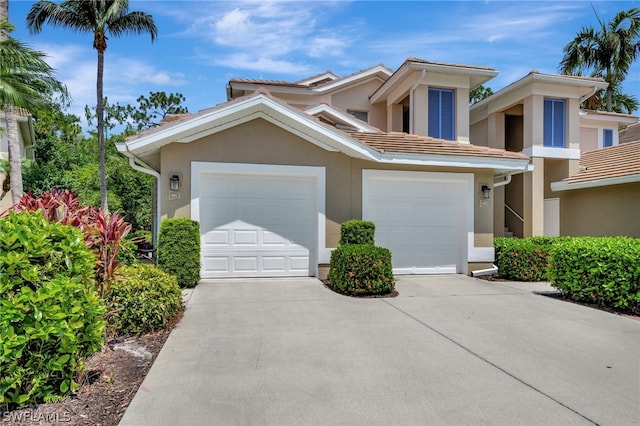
[330,79,387,130]
[558,183,640,237]
[160,118,496,251]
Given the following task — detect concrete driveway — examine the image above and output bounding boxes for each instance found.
[119,275,640,426]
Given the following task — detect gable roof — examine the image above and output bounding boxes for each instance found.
[551,140,640,191]
[118,89,530,175]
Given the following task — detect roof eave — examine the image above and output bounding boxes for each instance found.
[551,174,640,191]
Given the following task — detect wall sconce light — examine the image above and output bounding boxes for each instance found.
[481,184,492,199]
[169,174,180,191]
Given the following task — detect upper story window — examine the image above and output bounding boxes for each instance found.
[428,88,455,140]
[603,128,614,147]
[543,98,565,148]
[347,109,368,123]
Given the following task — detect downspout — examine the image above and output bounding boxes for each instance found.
[493,174,512,188]
[127,156,161,252]
[474,174,514,278]
[580,86,600,104]
[409,69,426,134]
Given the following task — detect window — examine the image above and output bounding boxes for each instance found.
[543,98,565,148]
[428,88,455,140]
[347,109,368,123]
[603,128,614,147]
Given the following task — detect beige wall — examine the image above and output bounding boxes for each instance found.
[330,80,387,130]
[160,118,497,252]
[558,183,640,237]
[579,127,598,152]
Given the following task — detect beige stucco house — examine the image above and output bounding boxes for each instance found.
[550,140,640,237]
[0,110,34,213]
[469,71,637,238]
[118,57,637,279]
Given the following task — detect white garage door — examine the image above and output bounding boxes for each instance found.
[195,165,318,278]
[363,170,471,274]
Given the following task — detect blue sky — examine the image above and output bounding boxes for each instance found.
[7,0,640,123]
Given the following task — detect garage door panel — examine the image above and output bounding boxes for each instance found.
[198,169,316,278]
[364,171,468,274]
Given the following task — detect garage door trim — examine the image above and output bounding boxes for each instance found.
[191,162,326,277]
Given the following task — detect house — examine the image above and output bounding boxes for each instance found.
[117,58,531,279]
[117,57,637,279]
[0,109,35,213]
[550,140,640,237]
[469,71,637,238]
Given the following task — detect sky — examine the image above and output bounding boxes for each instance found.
[6,0,640,126]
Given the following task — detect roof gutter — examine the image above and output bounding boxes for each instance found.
[125,154,161,252]
[580,85,601,103]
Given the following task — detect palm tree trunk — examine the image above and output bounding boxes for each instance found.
[6,105,23,204]
[97,48,108,213]
[1,0,22,205]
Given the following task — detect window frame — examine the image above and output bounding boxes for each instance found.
[603,128,614,148]
[428,87,456,140]
[543,98,566,148]
[346,109,369,123]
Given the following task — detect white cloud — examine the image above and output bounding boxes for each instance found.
[210,53,310,75]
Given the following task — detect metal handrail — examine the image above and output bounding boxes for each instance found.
[505,203,524,223]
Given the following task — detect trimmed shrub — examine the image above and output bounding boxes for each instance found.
[339,219,375,245]
[158,218,200,288]
[329,244,394,296]
[0,211,105,407]
[549,237,640,314]
[494,237,567,281]
[107,264,183,336]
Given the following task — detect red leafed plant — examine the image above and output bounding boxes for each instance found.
[2,189,131,297]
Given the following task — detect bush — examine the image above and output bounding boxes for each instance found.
[549,237,640,314]
[329,244,394,296]
[494,237,567,281]
[107,264,182,336]
[339,219,375,245]
[0,211,105,407]
[158,218,200,288]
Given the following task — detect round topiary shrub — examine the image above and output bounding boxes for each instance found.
[329,244,395,296]
[0,211,105,407]
[107,264,183,336]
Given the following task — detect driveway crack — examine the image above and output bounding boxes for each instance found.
[381,299,600,426]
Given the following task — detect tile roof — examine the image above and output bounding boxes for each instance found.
[563,140,640,184]
[406,57,496,72]
[345,131,529,160]
[620,122,640,144]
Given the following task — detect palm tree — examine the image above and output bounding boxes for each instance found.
[559,7,640,112]
[26,1,157,213]
[0,19,67,204]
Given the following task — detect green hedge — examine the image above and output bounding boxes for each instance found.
[339,220,375,245]
[108,264,183,336]
[549,237,640,314]
[329,244,394,296]
[494,237,568,281]
[0,211,105,407]
[158,218,200,288]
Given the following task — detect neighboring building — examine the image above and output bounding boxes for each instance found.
[0,110,35,212]
[619,121,640,144]
[118,58,637,279]
[550,140,640,237]
[470,71,637,238]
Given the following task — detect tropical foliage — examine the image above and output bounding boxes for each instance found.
[27,0,158,213]
[560,7,640,112]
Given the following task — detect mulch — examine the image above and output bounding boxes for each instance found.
[1,329,172,426]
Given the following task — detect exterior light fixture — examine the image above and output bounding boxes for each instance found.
[481,184,491,199]
[169,174,180,191]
